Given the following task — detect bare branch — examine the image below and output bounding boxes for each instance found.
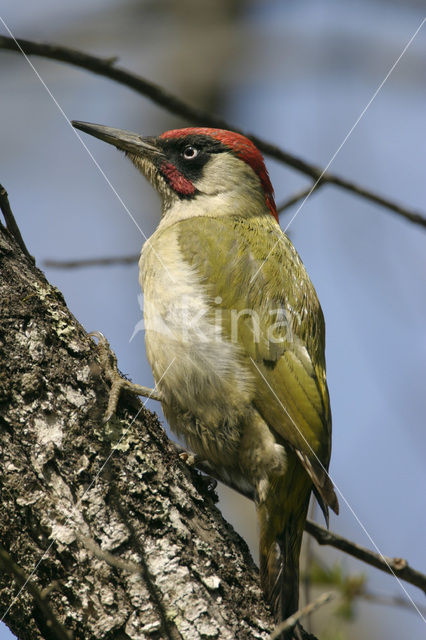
[1,36,425,229]
[44,254,140,269]
[359,590,426,616]
[0,184,34,262]
[184,450,426,596]
[276,182,323,215]
[308,553,426,618]
[270,592,334,640]
[304,521,426,596]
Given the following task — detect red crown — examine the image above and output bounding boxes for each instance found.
[161,128,278,221]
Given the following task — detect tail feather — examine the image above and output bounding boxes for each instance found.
[259,507,308,627]
[260,524,301,623]
[257,455,312,637]
[295,449,339,521]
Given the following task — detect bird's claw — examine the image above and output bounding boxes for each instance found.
[89,331,162,422]
[179,451,197,466]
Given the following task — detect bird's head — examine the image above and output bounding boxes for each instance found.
[72,122,278,223]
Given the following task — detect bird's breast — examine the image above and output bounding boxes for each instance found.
[139,224,254,431]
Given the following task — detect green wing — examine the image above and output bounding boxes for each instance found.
[177,214,338,516]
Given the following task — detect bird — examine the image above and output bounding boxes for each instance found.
[72,120,339,633]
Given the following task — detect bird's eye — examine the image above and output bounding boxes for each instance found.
[182,146,198,160]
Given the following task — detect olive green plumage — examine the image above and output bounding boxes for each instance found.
[72,120,338,631]
[176,213,338,623]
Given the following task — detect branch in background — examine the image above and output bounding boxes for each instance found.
[308,555,426,618]
[43,182,325,269]
[185,450,426,596]
[0,184,34,262]
[44,254,140,269]
[304,521,426,596]
[359,591,426,616]
[270,592,334,640]
[1,36,425,229]
[276,182,324,215]
[0,544,72,640]
[43,180,322,270]
[42,182,325,269]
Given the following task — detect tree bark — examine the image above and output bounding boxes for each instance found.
[0,222,276,639]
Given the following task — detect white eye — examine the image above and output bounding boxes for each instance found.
[183,145,198,160]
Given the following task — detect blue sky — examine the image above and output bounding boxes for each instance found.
[1,1,425,638]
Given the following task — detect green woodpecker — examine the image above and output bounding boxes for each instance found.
[72,121,339,627]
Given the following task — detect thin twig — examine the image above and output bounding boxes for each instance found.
[44,254,140,269]
[177,448,426,596]
[0,544,72,640]
[309,552,426,618]
[270,592,334,640]
[304,520,426,596]
[359,590,426,616]
[42,181,314,267]
[0,36,425,229]
[0,184,34,262]
[276,183,323,215]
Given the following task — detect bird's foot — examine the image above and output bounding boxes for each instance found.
[171,442,201,467]
[90,331,162,422]
[179,451,197,466]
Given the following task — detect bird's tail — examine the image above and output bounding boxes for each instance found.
[257,456,311,634]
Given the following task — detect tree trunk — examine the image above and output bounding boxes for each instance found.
[0,222,275,639]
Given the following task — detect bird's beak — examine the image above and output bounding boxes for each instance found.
[71,121,160,158]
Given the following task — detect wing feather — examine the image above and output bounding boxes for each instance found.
[177,215,338,517]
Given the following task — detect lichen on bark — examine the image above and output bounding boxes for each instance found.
[0,224,274,639]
